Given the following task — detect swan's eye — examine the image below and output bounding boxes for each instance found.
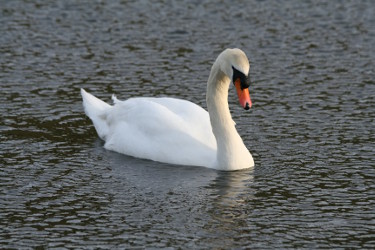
[232,66,250,89]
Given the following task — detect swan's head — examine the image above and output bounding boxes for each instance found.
[218,48,252,110]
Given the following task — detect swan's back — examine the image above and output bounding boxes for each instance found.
[81,89,217,167]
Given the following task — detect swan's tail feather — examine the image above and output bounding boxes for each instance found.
[81,88,111,140]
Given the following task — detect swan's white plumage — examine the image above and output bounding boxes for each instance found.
[81,48,254,170]
[81,89,111,140]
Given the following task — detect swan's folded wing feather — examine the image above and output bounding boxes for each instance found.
[103,97,217,166]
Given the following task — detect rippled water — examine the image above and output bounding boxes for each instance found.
[1,0,375,248]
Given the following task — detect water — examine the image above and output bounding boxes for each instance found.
[1,0,374,248]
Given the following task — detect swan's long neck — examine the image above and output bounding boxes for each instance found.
[206,62,252,170]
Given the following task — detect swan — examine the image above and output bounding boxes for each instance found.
[81,48,254,171]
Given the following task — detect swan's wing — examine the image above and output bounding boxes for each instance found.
[104,97,217,166]
[145,97,215,144]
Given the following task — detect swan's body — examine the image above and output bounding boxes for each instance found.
[81,48,254,170]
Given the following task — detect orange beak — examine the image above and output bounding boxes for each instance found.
[235,78,252,110]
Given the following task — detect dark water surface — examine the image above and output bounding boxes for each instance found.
[1,0,375,248]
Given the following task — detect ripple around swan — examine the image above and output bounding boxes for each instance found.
[1,0,375,248]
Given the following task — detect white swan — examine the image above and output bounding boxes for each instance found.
[81,48,254,170]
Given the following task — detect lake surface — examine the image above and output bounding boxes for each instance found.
[1,0,374,248]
